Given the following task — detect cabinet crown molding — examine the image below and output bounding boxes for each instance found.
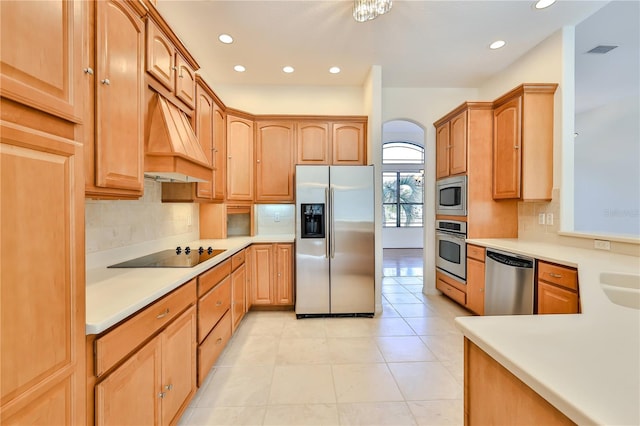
[492,83,558,108]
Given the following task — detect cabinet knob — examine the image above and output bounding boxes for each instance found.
[216,338,223,344]
[172,66,177,71]
[216,301,222,306]
[514,145,520,149]
[158,392,166,399]
[101,78,110,85]
[164,384,173,391]
[257,159,261,163]
[228,156,232,159]
[549,272,562,278]
[83,67,94,75]
[156,308,170,319]
[179,73,184,79]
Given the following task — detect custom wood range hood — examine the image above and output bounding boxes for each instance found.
[144,94,212,183]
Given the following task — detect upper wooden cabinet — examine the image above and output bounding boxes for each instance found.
[145,17,198,109]
[85,0,146,199]
[255,121,295,202]
[0,0,83,123]
[332,122,366,165]
[492,84,557,201]
[435,110,467,179]
[226,114,254,201]
[296,120,367,165]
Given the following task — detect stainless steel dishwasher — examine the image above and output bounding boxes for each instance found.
[485,249,535,315]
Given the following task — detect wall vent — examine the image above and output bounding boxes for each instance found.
[586,45,618,54]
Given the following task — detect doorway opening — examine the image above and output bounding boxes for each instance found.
[381,120,425,280]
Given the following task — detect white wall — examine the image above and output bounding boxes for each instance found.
[382,227,423,248]
[213,84,365,115]
[574,95,640,236]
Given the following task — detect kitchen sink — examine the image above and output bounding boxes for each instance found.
[600,272,640,310]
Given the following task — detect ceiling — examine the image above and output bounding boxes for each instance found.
[155,0,609,89]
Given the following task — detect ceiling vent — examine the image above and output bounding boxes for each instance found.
[586,45,618,54]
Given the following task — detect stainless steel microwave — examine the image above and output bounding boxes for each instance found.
[436,175,467,216]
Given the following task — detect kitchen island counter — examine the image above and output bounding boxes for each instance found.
[458,238,640,425]
[86,235,294,335]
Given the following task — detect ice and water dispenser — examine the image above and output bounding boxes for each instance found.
[301,203,325,238]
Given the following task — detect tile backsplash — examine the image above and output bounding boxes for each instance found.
[256,204,295,234]
[86,179,199,254]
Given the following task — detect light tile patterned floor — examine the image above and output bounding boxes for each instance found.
[180,249,472,426]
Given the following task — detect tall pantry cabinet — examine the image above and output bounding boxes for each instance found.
[0,0,86,424]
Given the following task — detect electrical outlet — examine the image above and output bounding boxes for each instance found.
[274,212,280,222]
[186,214,192,226]
[594,239,611,250]
[538,213,546,225]
[546,213,554,225]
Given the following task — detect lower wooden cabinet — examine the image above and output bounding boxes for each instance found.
[465,338,575,425]
[537,261,579,314]
[436,270,466,305]
[231,250,247,332]
[465,245,486,315]
[250,243,294,308]
[94,306,197,426]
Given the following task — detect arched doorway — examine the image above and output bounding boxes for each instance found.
[382,120,425,278]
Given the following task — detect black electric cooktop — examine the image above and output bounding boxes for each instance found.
[108,246,226,268]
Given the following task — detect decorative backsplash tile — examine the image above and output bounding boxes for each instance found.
[85,179,199,254]
[256,204,295,235]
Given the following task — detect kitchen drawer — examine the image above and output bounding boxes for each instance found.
[467,244,486,262]
[198,310,232,386]
[198,275,231,343]
[94,279,196,377]
[436,271,466,305]
[537,261,578,291]
[231,249,245,271]
[199,259,231,296]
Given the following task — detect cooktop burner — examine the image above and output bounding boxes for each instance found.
[108,246,226,268]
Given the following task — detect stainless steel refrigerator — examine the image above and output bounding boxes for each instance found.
[295,165,375,318]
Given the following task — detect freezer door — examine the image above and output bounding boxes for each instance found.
[330,166,375,314]
[295,166,330,314]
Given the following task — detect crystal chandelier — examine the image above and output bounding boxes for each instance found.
[353,0,393,22]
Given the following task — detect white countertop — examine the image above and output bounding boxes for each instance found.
[457,238,640,425]
[86,234,294,335]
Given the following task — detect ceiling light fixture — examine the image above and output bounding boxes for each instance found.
[283,66,294,73]
[218,34,233,44]
[353,0,393,22]
[490,40,506,50]
[329,66,341,74]
[534,0,556,9]
[233,65,245,72]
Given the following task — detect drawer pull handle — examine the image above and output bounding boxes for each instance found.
[165,384,173,391]
[216,338,223,344]
[549,273,563,278]
[158,392,166,399]
[156,308,170,319]
[216,301,223,306]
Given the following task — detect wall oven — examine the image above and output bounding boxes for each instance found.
[435,220,467,282]
[436,175,467,216]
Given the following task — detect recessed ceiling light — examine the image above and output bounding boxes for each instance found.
[283,66,294,73]
[490,40,506,50]
[534,0,556,9]
[218,34,233,44]
[329,66,341,74]
[234,65,245,73]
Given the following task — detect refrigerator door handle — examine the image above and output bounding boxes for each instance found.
[325,187,330,259]
[330,186,335,259]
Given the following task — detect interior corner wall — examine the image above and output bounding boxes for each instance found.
[211,84,366,115]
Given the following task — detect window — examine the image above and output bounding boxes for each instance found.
[383,171,424,227]
[382,142,424,164]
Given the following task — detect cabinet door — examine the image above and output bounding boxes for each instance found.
[1,124,85,425]
[0,0,83,122]
[275,244,294,305]
[255,121,295,202]
[466,257,485,315]
[297,122,330,164]
[226,115,254,201]
[194,83,214,200]
[449,111,467,176]
[145,18,175,91]
[95,0,144,191]
[537,282,579,314]
[175,54,196,109]
[95,336,161,426]
[251,244,273,305]
[213,104,226,201]
[231,263,247,331]
[160,307,196,426]
[435,122,450,179]
[332,122,365,165]
[493,97,522,199]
